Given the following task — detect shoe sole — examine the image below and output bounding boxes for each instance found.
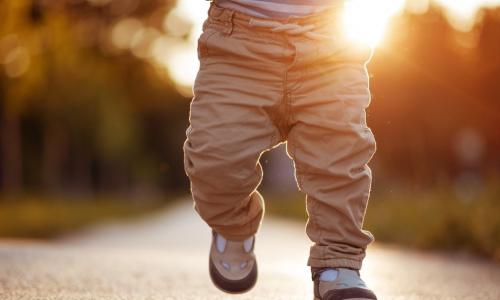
[314,298,375,300]
[209,256,258,294]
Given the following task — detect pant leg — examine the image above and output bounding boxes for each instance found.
[183,10,285,241]
[287,38,376,269]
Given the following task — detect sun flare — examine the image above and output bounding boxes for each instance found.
[342,0,405,47]
[164,0,498,90]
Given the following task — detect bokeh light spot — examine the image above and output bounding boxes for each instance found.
[111,18,143,50]
[3,46,30,78]
[342,0,405,47]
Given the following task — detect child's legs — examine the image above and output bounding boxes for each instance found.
[184,76,282,241]
[184,6,285,241]
[287,40,376,269]
[184,81,280,241]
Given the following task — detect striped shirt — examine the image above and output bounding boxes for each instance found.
[216,0,343,19]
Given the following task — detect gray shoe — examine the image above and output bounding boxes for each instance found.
[312,267,377,300]
[209,230,258,294]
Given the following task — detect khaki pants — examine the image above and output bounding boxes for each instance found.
[183,3,376,270]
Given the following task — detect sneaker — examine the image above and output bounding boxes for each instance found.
[208,230,258,294]
[312,267,377,300]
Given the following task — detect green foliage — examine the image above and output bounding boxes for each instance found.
[0,195,169,238]
[365,184,500,261]
[265,181,500,262]
[0,0,189,194]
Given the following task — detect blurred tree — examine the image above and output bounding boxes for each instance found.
[368,4,500,189]
[0,0,189,199]
[477,8,500,172]
[1,0,499,201]
[0,0,40,195]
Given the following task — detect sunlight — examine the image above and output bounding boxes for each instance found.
[166,44,199,95]
[434,0,500,31]
[435,0,484,31]
[342,0,405,47]
[164,0,500,90]
[157,1,208,95]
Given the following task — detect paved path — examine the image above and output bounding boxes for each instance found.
[1,200,499,299]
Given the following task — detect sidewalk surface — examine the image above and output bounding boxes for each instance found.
[1,200,499,299]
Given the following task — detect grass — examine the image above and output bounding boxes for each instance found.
[2,185,499,263]
[0,194,173,239]
[265,182,500,262]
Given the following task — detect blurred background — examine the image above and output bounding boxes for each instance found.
[0,0,499,262]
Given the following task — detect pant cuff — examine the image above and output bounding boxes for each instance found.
[307,257,363,270]
[211,212,262,242]
[213,226,258,241]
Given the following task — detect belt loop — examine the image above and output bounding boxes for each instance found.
[208,1,214,13]
[208,2,234,35]
[222,9,234,35]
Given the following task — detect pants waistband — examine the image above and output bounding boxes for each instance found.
[207,1,345,38]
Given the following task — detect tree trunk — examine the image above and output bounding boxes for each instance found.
[71,146,92,196]
[41,121,68,194]
[1,111,23,196]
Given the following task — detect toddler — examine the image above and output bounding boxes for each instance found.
[183,1,377,299]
